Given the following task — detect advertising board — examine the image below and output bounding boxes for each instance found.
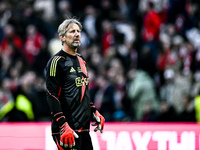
[0,122,199,150]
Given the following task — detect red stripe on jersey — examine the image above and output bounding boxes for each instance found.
[57,87,61,99]
[80,77,86,102]
[77,56,88,77]
[46,88,60,103]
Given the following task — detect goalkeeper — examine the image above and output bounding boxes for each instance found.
[46,17,105,150]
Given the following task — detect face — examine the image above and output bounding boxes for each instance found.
[63,23,81,49]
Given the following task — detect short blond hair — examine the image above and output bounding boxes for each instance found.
[58,18,82,36]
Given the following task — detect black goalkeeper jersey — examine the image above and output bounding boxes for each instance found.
[46,50,93,134]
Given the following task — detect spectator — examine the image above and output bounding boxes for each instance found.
[142,101,158,122]
[190,71,200,98]
[156,101,178,122]
[0,78,15,121]
[98,0,119,21]
[179,95,196,122]
[0,24,23,60]
[140,2,163,75]
[12,71,37,121]
[156,38,171,86]
[53,0,72,29]
[127,69,158,121]
[191,46,200,73]
[83,5,98,44]
[142,2,162,42]
[24,24,46,65]
[93,75,115,121]
[160,69,192,113]
[101,20,115,57]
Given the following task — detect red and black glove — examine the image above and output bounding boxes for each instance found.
[92,110,105,133]
[60,122,79,148]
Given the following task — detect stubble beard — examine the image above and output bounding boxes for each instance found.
[65,40,81,49]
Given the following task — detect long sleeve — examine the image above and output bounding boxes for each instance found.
[46,56,66,126]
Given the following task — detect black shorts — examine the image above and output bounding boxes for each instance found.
[52,132,93,150]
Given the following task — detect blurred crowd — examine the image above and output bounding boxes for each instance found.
[0,0,200,123]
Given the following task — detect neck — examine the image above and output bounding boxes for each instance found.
[62,44,77,56]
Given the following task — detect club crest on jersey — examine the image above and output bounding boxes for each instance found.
[75,77,89,87]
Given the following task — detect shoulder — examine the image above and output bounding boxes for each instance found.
[46,54,66,73]
[47,55,65,66]
[76,53,86,61]
[76,53,83,59]
[46,55,66,77]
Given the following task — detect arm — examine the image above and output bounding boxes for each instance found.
[46,56,78,148]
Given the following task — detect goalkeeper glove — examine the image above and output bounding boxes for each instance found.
[92,110,105,133]
[60,122,79,148]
